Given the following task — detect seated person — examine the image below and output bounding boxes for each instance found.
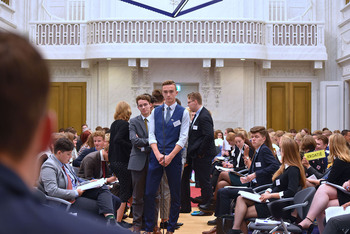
[78,145,116,183]
[301,135,326,176]
[202,126,280,231]
[302,134,329,179]
[78,144,120,211]
[200,133,254,211]
[73,131,105,167]
[298,133,350,233]
[39,137,117,224]
[228,137,306,234]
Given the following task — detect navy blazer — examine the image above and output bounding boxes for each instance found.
[187,107,216,159]
[249,144,280,186]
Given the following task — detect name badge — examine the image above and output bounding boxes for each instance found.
[173,120,181,127]
[276,179,280,186]
[255,162,261,167]
[193,125,198,130]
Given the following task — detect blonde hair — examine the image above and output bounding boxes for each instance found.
[226,132,236,142]
[272,137,306,188]
[113,101,132,121]
[329,133,350,164]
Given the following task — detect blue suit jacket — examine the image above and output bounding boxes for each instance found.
[249,144,280,186]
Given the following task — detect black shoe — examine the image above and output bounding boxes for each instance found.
[207,218,217,226]
[199,202,216,213]
[160,221,180,230]
[227,229,242,234]
[179,208,191,213]
[106,218,117,226]
[190,196,204,204]
[176,222,183,227]
[117,221,132,229]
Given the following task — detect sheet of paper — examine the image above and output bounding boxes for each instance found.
[325,206,350,222]
[238,191,268,203]
[77,178,105,191]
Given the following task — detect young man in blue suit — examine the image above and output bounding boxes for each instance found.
[143,80,190,234]
[0,32,130,234]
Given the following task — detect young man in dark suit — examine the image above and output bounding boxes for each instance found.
[187,92,217,211]
[0,32,130,233]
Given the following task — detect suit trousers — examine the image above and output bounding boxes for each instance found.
[215,187,253,217]
[180,163,192,212]
[144,152,182,232]
[73,185,115,216]
[193,157,213,204]
[131,165,148,227]
[159,172,170,220]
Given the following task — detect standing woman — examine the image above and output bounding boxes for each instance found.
[109,101,133,226]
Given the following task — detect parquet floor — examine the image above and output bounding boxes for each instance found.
[124,207,215,234]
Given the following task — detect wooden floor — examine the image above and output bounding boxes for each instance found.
[124,207,215,233]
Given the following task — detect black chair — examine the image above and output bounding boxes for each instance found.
[248,187,316,234]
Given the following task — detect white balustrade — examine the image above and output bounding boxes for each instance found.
[31,23,82,45]
[271,23,319,46]
[86,20,265,45]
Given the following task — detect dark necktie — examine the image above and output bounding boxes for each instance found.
[101,161,107,178]
[165,106,171,123]
[144,118,148,132]
[62,166,73,190]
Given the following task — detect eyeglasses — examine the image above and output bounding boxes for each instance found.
[138,103,149,108]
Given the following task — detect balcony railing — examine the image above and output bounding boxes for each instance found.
[29,20,324,47]
[86,20,265,45]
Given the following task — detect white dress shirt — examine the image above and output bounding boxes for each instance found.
[148,102,190,149]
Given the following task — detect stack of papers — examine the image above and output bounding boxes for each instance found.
[255,219,281,226]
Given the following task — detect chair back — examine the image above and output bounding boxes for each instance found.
[294,187,316,219]
[267,187,316,220]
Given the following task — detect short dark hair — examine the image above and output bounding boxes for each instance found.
[136,94,151,105]
[341,129,349,136]
[162,80,176,89]
[316,134,329,145]
[54,138,74,154]
[65,127,77,135]
[301,135,316,152]
[152,89,164,103]
[0,32,50,160]
[187,92,202,105]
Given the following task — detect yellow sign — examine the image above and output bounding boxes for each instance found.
[304,150,326,161]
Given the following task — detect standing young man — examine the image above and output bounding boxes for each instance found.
[127,94,153,233]
[187,92,217,211]
[143,80,190,234]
